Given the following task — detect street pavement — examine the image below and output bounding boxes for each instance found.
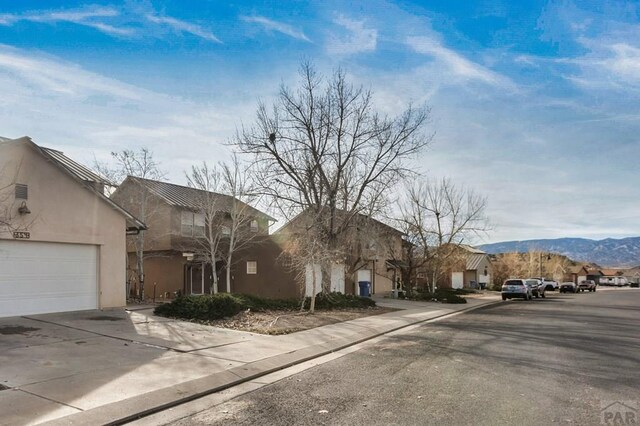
[157,289,640,426]
[0,293,498,425]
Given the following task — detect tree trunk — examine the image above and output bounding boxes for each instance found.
[136,233,145,300]
[309,269,317,313]
[211,265,219,294]
[225,252,232,293]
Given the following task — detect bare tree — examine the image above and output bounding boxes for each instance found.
[0,165,18,233]
[491,253,528,289]
[95,148,165,300]
[186,162,225,294]
[219,155,260,292]
[396,177,489,293]
[186,157,260,294]
[0,163,35,235]
[236,62,432,292]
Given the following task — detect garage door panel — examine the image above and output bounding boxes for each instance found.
[0,241,98,318]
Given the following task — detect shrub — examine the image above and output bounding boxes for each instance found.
[154,293,244,320]
[154,292,376,321]
[231,294,299,311]
[305,292,377,310]
[407,288,467,304]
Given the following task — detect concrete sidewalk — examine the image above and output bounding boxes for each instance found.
[1,294,499,426]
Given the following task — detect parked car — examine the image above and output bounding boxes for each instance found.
[502,279,532,301]
[578,279,597,292]
[559,281,577,293]
[531,277,558,291]
[525,279,546,298]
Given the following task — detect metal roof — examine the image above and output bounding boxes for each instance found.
[11,137,146,231]
[460,244,486,254]
[128,177,276,221]
[466,253,488,270]
[40,147,114,186]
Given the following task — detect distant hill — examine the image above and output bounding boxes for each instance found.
[479,237,640,268]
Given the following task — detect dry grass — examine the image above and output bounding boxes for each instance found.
[202,307,397,335]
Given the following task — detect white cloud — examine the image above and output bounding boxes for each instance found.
[0,5,134,37]
[0,46,237,182]
[241,15,310,42]
[145,13,221,43]
[406,36,512,88]
[603,43,640,83]
[0,5,222,42]
[326,15,377,55]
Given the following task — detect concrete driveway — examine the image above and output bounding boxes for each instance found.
[0,307,268,425]
[0,295,500,425]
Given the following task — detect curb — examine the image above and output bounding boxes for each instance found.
[44,298,501,426]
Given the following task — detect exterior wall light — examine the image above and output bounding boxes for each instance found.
[18,201,31,215]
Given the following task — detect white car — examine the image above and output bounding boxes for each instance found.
[501,279,533,301]
[525,279,546,298]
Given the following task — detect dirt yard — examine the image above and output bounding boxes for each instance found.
[202,307,397,335]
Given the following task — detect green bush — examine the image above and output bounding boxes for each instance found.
[154,293,245,320]
[305,292,377,310]
[154,292,376,321]
[231,294,299,311]
[407,289,467,304]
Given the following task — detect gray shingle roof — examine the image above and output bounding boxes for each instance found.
[129,177,275,221]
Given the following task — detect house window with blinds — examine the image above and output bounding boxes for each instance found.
[181,211,193,236]
[193,213,205,236]
[246,261,257,274]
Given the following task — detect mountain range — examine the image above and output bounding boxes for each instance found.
[479,237,640,268]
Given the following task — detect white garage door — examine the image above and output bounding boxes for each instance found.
[0,240,98,318]
[451,272,464,289]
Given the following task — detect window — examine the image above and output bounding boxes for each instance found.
[222,225,231,236]
[194,213,205,236]
[15,184,28,200]
[181,211,194,236]
[250,220,259,232]
[246,261,257,274]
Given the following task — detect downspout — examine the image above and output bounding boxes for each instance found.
[372,258,376,295]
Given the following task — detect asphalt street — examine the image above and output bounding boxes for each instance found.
[164,289,640,426]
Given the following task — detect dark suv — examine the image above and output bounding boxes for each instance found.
[578,280,597,292]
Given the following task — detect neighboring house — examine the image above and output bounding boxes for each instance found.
[0,136,145,318]
[448,245,493,289]
[111,177,298,299]
[585,267,603,284]
[275,210,406,296]
[566,265,589,284]
[599,268,627,285]
[623,267,640,285]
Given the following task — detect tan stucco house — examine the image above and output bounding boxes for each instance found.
[110,177,299,299]
[0,136,145,318]
[275,210,407,296]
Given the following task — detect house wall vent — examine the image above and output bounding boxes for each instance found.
[15,184,28,200]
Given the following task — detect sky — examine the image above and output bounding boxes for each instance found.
[0,0,639,244]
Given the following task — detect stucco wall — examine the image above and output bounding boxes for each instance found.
[230,236,300,299]
[111,181,173,252]
[133,253,185,299]
[0,139,127,308]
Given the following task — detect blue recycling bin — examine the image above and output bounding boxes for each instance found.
[358,281,371,297]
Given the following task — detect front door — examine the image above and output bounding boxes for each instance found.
[186,263,205,295]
